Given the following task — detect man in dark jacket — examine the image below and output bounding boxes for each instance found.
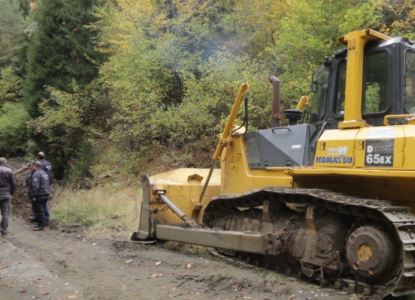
[0,157,16,236]
[29,161,50,231]
[37,152,52,222]
[37,152,52,184]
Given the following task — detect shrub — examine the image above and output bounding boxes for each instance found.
[0,102,30,154]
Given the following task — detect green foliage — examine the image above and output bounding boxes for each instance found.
[90,0,410,172]
[97,1,277,168]
[270,0,382,107]
[28,80,112,173]
[0,0,27,71]
[66,140,94,183]
[23,0,109,118]
[2,0,413,181]
[0,102,30,154]
[107,46,273,167]
[16,0,31,17]
[0,67,23,103]
[376,0,415,39]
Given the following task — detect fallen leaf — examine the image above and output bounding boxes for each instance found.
[20,289,26,293]
[65,283,69,286]
[288,294,296,299]
[125,260,132,264]
[155,261,161,265]
[186,264,193,268]
[43,292,49,295]
[68,296,77,299]
[151,274,158,278]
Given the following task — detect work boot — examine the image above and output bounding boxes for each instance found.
[33,226,44,231]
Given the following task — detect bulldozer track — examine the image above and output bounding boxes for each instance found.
[204,187,415,298]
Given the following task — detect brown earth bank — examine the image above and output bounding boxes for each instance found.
[7,157,35,220]
[0,158,409,300]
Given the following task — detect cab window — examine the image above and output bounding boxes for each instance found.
[310,65,329,124]
[334,60,347,116]
[362,52,389,114]
[405,50,415,113]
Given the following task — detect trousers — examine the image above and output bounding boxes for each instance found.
[0,196,11,234]
[44,201,50,221]
[31,199,50,221]
[33,198,48,227]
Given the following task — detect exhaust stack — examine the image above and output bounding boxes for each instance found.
[269,76,281,127]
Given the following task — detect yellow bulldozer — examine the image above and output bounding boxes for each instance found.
[131,29,415,298]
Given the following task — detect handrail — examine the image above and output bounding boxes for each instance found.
[384,114,415,126]
[194,83,250,212]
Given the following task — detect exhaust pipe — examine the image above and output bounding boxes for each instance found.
[269,76,281,127]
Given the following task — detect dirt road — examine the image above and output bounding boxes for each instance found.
[0,216,354,300]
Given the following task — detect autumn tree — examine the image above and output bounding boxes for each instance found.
[21,0,415,176]
[270,0,382,106]
[377,0,415,39]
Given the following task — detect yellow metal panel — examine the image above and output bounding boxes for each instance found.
[354,126,404,168]
[338,120,367,129]
[403,125,415,169]
[290,167,415,177]
[314,129,359,167]
[151,168,221,184]
[148,168,221,225]
[221,134,292,195]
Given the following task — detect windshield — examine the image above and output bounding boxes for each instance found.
[310,64,330,124]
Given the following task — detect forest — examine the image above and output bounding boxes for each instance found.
[0,0,414,182]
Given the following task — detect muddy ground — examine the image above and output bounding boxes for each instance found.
[0,158,407,300]
[0,218,353,300]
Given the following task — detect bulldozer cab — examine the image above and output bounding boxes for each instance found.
[322,36,415,129]
[297,31,415,166]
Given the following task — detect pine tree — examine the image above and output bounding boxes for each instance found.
[17,0,31,18]
[0,0,26,71]
[23,0,108,117]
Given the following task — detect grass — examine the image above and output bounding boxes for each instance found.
[256,268,292,281]
[50,185,142,234]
